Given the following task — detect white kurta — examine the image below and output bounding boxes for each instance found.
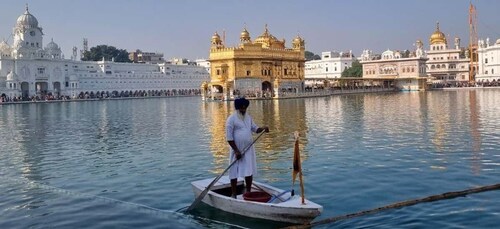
[226,112,259,179]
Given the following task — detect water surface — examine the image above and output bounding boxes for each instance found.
[0,90,499,228]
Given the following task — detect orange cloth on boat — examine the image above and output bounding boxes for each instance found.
[292,131,305,204]
[226,111,259,179]
[292,134,301,184]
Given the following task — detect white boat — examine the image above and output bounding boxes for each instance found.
[191,176,323,224]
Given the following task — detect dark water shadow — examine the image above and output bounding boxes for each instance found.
[182,202,295,229]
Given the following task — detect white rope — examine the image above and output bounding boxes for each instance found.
[1,176,247,229]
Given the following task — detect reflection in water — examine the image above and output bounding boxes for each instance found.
[204,99,309,182]
[1,92,500,228]
[200,91,498,181]
[468,90,482,175]
[205,101,231,172]
[20,104,47,181]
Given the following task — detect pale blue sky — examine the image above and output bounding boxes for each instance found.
[1,0,499,60]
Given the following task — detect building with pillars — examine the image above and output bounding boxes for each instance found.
[304,51,356,87]
[361,40,429,91]
[425,23,470,86]
[202,25,305,100]
[476,38,500,83]
[0,6,208,100]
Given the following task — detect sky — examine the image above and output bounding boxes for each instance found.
[1,0,500,60]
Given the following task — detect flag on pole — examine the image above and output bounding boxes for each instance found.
[292,131,305,204]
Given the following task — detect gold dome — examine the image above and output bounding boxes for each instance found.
[212,32,221,41]
[240,27,251,44]
[253,24,284,48]
[240,28,250,39]
[293,35,303,44]
[430,22,447,45]
[254,25,272,44]
[211,31,223,47]
[292,34,305,49]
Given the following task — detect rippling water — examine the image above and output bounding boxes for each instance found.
[1,90,499,228]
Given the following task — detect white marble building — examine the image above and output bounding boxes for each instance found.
[304,51,356,87]
[0,6,209,99]
[361,40,429,91]
[195,59,210,73]
[426,23,470,85]
[476,38,500,82]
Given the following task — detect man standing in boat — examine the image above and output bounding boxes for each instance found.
[226,97,269,199]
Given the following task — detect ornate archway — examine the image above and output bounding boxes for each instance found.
[35,82,48,96]
[53,82,61,96]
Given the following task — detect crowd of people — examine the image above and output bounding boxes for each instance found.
[432,80,500,88]
[0,89,202,104]
[232,89,273,98]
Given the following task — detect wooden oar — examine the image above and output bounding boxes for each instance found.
[186,131,266,212]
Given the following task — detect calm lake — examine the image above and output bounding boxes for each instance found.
[1,89,499,228]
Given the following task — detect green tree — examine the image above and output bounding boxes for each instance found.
[401,50,411,58]
[305,51,321,61]
[81,45,131,62]
[341,60,362,78]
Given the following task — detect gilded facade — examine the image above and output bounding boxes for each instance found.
[202,25,305,100]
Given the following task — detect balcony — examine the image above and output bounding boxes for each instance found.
[35,74,49,80]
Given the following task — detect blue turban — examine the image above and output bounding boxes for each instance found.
[234,98,249,109]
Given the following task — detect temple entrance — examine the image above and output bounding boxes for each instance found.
[53,82,61,96]
[262,81,273,98]
[262,81,272,91]
[212,85,223,93]
[21,82,29,98]
[206,85,224,100]
[35,82,48,96]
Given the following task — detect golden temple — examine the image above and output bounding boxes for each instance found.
[202,25,306,100]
